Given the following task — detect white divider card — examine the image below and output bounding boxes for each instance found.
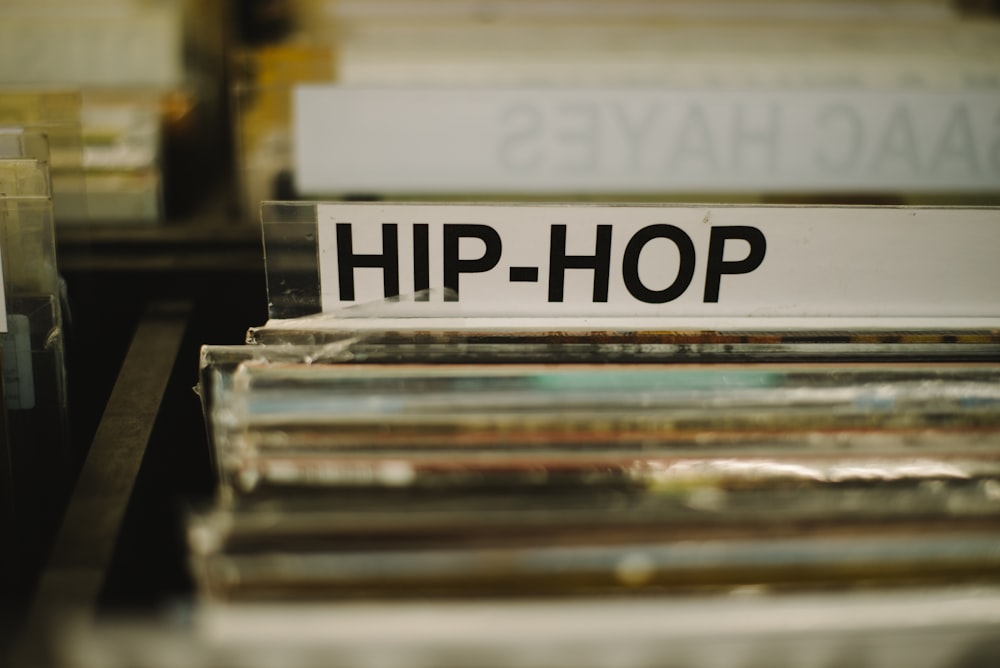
[295,87,1000,195]
[315,203,1000,322]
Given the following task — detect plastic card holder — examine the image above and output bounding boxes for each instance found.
[77,98,164,223]
[0,159,51,198]
[0,128,50,162]
[0,194,67,424]
[0,196,60,298]
[260,201,1000,328]
[0,192,69,591]
[260,201,322,319]
[0,90,86,222]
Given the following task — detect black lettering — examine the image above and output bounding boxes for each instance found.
[509,266,539,282]
[336,223,399,301]
[548,225,612,302]
[413,223,431,302]
[413,223,429,300]
[622,225,695,303]
[703,226,766,303]
[443,224,502,301]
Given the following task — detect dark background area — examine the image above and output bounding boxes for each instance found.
[60,210,269,610]
[1,194,269,654]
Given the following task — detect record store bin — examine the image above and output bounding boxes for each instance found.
[3,2,1000,668]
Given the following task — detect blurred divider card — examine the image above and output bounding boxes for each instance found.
[295,88,1000,195]
[315,203,1000,325]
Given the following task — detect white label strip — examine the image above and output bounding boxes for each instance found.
[295,87,1000,195]
[316,204,1000,320]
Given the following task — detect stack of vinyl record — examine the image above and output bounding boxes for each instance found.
[177,311,1000,665]
[194,318,1000,598]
